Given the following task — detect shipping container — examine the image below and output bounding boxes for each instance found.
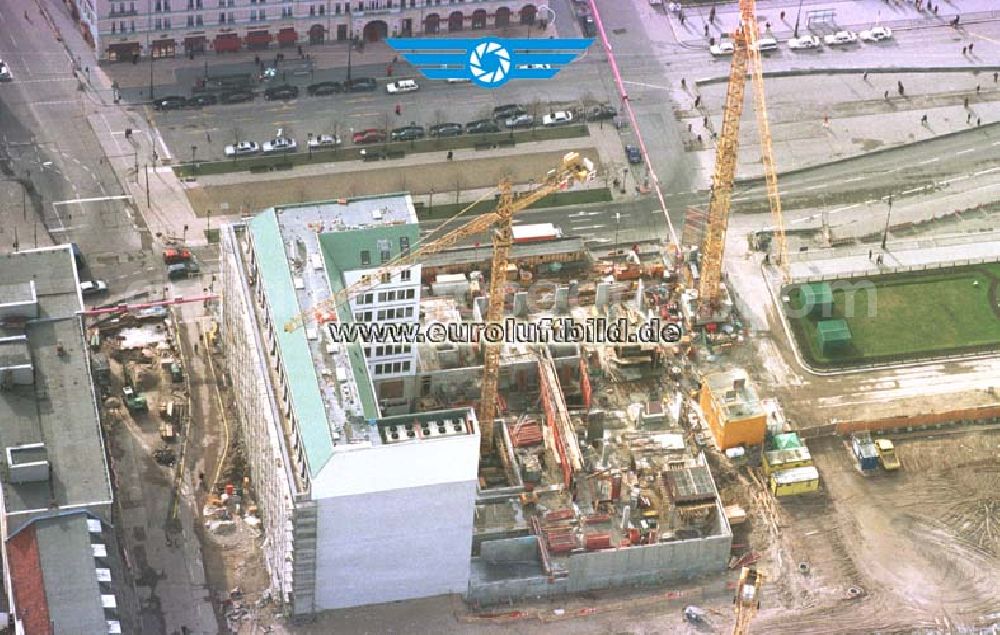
[769,466,820,497]
[512,223,562,244]
[763,446,812,475]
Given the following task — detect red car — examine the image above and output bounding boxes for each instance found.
[163,248,192,264]
[352,128,386,144]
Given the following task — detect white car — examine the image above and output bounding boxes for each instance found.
[542,111,574,126]
[386,79,419,94]
[710,41,735,56]
[262,137,298,153]
[788,35,821,50]
[224,141,260,157]
[756,37,778,52]
[79,280,108,297]
[307,134,342,148]
[517,63,552,70]
[0,61,12,82]
[824,30,858,46]
[860,26,892,42]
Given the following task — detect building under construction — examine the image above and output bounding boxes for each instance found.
[218,192,735,614]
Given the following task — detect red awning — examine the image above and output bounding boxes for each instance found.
[184,35,207,48]
[214,33,240,53]
[246,30,272,47]
[277,27,298,45]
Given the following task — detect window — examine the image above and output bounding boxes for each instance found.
[130,20,135,31]
[404,307,414,318]
[155,0,161,11]
[188,0,194,8]
[399,236,410,255]
[164,0,171,10]
[111,22,116,33]
[405,288,415,299]
[310,5,315,15]
[364,347,371,357]
[403,361,411,371]
[318,5,325,14]
[187,14,194,25]
[362,293,373,304]
[250,9,257,19]
[282,6,292,16]
[400,269,411,282]
[219,11,225,22]
[377,310,386,320]
[259,8,265,18]
[155,17,162,29]
[360,250,371,266]
[164,17,171,27]
[196,0,202,7]
[196,14,203,24]
[335,2,340,14]
[380,273,391,284]
[377,239,391,264]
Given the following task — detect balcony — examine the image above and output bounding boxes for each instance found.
[350,7,402,18]
[109,9,139,17]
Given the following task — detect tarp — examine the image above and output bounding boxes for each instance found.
[213,33,240,52]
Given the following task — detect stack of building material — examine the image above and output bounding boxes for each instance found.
[583,532,612,551]
[510,420,543,447]
[545,527,578,554]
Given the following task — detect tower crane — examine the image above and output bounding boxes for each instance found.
[283,152,594,456]
[733,565,764,634]
[698,0,789,319]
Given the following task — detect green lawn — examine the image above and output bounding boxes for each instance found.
[787,263,1000,367]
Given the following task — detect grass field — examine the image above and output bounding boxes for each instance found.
[787,263,1000,367]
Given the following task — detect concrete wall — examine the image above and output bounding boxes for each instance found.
[468,533,732,606]
[313,479,478,611]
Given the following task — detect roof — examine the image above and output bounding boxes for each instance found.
[0,248,112,521]
[764,446,812,466]
[703,368,764,422]
[800,282,833,305]
[771,432,802,450]
[817,319,852,343]
[772,466,820,484]
[663,465,717,504]
[0,281,35,305]
[420,237,587,269]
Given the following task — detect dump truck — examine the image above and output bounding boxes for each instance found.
[874,439,900,471]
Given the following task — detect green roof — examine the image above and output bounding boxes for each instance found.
[817,319,852,344]
[771,432,802,450]
[800,282,833,310]
[249,211,334,476]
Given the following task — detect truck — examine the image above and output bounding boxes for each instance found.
[122,386,149,413]
[875,439,901,471]
[512,223,562,244]
[851,431,879,472]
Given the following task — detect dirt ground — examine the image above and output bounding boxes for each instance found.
[183,148,601,217]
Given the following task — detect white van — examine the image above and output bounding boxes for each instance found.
[756,37,779,52]
[386,79,419,94]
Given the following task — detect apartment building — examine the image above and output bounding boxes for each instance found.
[219,196,481,613]
[70,0,536,61]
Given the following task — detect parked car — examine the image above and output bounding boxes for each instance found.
[390,126,426,141]
[386,79,419,94]
[625,145,642,164]
[710,40,735,56]
[788,35,821,50]
[224,141,260,157]
[189,93,218,107]
[162,247,192,264]
[542,111,574,126]
[265,84,299,100]
[466,119,500,134]
[517,63,552,70]
[307,134,342,148]
[167,261,200,280]
[580,15,596,36]
[824,30,858,46]
[352,128,386,144]
[860,26,892,42]
[346,77,377,92]
[79,280,108,297]
[447,76,471,84]
[756,37,779,52]
[307,81,342,96]
[493,104,526,120]
[430,123,464,137]
[587,104,618,121]
[155,96,187,111]
[0,60,12,82]
[220,91,254,104]
[504,113,535,129]
[262,136,297,153]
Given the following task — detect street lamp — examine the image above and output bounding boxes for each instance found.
[880,195,892,250]
[191,145,198,163]
[793,0,805,38]
[614,212,621,256]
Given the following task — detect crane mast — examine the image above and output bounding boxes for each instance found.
[698,0,789,318]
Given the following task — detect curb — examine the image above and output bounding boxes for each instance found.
[694,65,1000,89]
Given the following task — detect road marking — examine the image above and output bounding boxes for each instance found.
[622,80,672,90]
[940,175,969,185]
[843,176,867,183]
[955,148,975,155]
[973,166,1000,176]
[803,184,828,191]
[918,157,939,165]
[54,195,133,205]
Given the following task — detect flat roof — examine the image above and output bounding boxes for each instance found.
[0,248,112,519]
[0,281,35,306]
[772,466,820,484]
[703,368,764,421]
[420,237,587,269]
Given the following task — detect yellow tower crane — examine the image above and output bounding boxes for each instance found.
[284,152,594,456]
[698,0,789,319]
[733,565,764,634]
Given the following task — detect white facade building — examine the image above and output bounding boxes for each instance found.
[219,194,480,615]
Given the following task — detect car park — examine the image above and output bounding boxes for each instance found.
[493,104,526,120]
[352,128,386,144]
[390,126,425,141]
[788,35,821,50]
[860,26,892,42]
[824,30,859,46]
[220,91,254,104]
[0,60,14,82]
[542,111,574,126]
[430,123,464,137]
[756,37,779,52]
[466,119,501,134]
[504,113,535,129]
[155,96,187,111]
[587,104,618,121]
[79,280,108,297]
[386,79,419,94]
[224,141,260,157]
[189,94,218,106]
[265,84,299,100]
[710,40,735,56]
[346,77,377,92]
[625,145,642,164]
[307,81,342,95]
[262,136,297,153]
[307,134,341,148]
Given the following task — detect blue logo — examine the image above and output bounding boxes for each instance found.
[386,38,593,89]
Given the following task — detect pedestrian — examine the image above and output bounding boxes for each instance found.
[964,96,969,108]
[863,72,869,81]
[780,10,786,20]
[995,72,998,83]
[681,78,687,89]
[967,112,972,123]
[393,55,398,64]
[709,6,716,22]
[688,122,693,132]
[921,113,928,123]
[679,11,685,25]
[884,90,889,100]
[978,117,982,126]
[969,42,974,53]
[694,95,701,107]
[697,134,703,144]
[823,114,830,127]
[705,24,710,37]
[934,5,938,14]
[765,21,771,30]
[963,46,967,55]
[869,249,873,260]
[898,83,905,96]
[206,131,211,143]
[703,115,709,126]
[395,103,401,115]
[298,45,303,58]
[977,84,981,94]
[447,150,453,161]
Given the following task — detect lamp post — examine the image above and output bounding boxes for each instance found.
[793,0,805,38]
[347,28,354,84]
[614,212,621,256]
[881,195,892,250]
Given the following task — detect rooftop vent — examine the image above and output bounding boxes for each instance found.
[6,443,49,483]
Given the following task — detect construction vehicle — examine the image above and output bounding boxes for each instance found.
[698,0,789,320]
[283,152,594,456]
[733,565,764,634]
[851,431,879,472]
[122,386,148,413]
[875,438,901,471]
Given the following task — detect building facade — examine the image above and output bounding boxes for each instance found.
[69,0,536,61]
[219,196,481,614]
